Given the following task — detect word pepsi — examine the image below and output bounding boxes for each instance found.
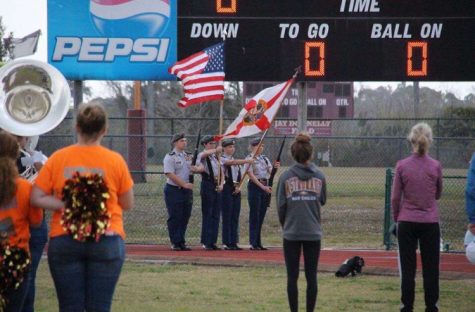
[52,37,170,62]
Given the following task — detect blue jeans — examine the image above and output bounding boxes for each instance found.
[47,235,125,312]
[22,218,48,312]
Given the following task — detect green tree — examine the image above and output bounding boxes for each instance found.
[440,106,475,137]
[439,106,475,163]
[0,17,13,64]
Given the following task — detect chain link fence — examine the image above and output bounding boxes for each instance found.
[39,117,473,251]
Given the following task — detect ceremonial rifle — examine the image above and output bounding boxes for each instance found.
[265,136,286,208]
[237,129,269,189]
[189,129,201,183]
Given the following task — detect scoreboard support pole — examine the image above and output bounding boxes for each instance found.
[297,81,307,133]
[73,80,83,142]
[413,81,420,119]
[128,81,146,183]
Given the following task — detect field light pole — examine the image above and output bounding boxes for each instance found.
[297,81,307,132]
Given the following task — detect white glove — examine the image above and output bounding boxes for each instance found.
[32,151,47,164]
[21,155,35,167]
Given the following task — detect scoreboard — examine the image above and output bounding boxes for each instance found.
[178,0,475,81]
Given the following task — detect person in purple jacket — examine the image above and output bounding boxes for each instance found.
[391,122,443,312]
[465,152,475,235]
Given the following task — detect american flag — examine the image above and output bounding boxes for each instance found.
[169,42,225,108]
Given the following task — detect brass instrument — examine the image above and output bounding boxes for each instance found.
[0,59,71,136]
[0,59,69,181]
[18,147,41,182]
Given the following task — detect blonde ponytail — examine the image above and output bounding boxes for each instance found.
[408,122,433,155]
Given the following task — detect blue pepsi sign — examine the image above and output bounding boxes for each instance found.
[48,0,177,80]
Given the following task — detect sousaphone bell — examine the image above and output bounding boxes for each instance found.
[0,59,71,136]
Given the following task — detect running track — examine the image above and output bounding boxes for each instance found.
[125,245,475,280]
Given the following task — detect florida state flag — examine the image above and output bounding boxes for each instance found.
[216,78,294,140]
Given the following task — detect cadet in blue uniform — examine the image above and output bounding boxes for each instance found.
[163,133,198,251]
[220,139,254,250]
[247,138,278,250]
[197,135,223,250]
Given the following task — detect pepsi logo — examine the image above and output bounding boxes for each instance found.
[89,0,171,37]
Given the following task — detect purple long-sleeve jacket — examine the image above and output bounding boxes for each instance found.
[466,153,475,224]
[391,153,443,223]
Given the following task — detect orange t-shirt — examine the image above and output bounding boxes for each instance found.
[34,145,134,239]
[0,178,43,251]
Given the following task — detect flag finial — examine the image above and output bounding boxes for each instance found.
[293,66,302,78]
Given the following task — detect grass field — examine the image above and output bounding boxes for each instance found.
[34,261,475,311]
[119,166,468,251]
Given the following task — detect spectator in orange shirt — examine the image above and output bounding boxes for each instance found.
[31,102,134,312]
[14,135,49,312]
[0,131,43,312]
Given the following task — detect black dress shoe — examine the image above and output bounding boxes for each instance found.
[211,244,221,250]
[233,244,243,250]
[180,243,192,251]
[171,244,182,251]
[203,245,214,250]
[224,245,234,250]
[258,245,268,250]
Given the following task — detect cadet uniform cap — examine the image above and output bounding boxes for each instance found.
[171,133,185,143]
[250,137,261,146]
[222,139,235,147]
[201,135,215,145]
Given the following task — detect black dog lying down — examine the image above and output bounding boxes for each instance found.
[335,256,365,277]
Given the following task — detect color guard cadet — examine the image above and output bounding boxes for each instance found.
[220,139,254,250]
[246,137,279,250]
[197,135,223,250]
[163,133,198,251]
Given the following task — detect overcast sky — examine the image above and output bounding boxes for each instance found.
[1,0,474,99]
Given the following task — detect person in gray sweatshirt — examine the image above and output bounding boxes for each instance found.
[276,132,326,312]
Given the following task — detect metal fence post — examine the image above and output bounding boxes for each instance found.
[384,168,393,250]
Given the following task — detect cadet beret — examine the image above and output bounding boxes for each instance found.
[222,139,235,147]
[201,135,215,145]
[249,137,261,146]
[171,133,185,143]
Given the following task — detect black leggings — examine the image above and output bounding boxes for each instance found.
[283,239,321,312]
[397,221,440,312]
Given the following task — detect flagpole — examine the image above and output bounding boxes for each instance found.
[218,32,227,136]
[216,34,227,190]
[237,129,269,189]
[216,98,225,191]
